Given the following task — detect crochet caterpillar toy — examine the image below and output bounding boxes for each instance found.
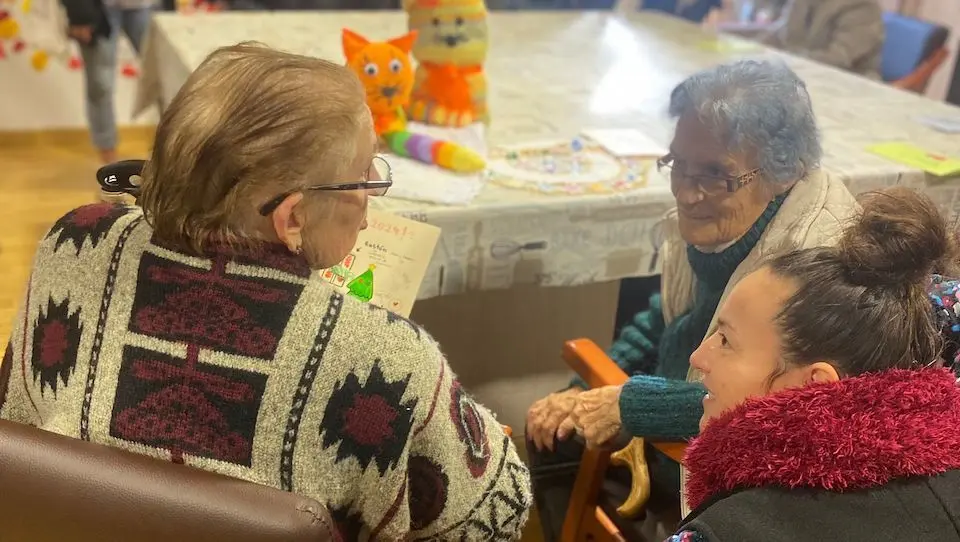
[342,28,485,173]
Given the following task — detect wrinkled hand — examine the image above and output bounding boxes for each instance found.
[68,25,93,44]
[557,385,623,449]
[526,387,582,452]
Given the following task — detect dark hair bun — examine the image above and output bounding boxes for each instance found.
[838,186,957,288]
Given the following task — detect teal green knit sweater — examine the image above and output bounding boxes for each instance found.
[572,194,786,441]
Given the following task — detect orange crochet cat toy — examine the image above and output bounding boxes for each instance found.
[343,28,418,137]
[404,0,489,127]
[342,28,486,172]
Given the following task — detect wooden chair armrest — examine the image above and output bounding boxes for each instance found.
[654,442,686,463]
[562,338,630,388]
[893,47,949,93]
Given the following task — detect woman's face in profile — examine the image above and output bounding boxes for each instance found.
[690,266,810,430]
[302,111,378,269]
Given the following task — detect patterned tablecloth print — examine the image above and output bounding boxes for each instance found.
[136,11,960,299]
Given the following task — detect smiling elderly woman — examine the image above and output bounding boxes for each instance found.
[525,59,858,540]
[0,43,530,540]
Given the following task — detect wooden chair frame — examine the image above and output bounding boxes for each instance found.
[559,338,685,542]
[892,46,949,93]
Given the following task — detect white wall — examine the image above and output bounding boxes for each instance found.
[0,0,154,132]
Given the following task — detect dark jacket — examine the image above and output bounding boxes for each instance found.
[671,368,960,541]
[60,0,111,41]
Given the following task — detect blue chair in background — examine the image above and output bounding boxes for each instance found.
[881,12,950,93]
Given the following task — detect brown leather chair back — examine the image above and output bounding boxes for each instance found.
[0,420,338,542]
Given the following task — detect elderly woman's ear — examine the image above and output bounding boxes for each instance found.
[270,192,306,254]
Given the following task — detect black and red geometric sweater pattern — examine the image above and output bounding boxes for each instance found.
[0,203,532,541]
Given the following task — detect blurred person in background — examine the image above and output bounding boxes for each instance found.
[709,0,884,77]
[61,0,155,164]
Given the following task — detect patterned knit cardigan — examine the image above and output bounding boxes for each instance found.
[0,203,531,541]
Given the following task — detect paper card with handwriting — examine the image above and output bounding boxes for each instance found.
[320,209,440,316]
[866,142,960,178]
[583,129,668,158]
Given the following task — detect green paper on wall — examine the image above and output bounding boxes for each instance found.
[866,142,960,177]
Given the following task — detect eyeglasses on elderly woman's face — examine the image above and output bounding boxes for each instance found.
[657,153,761,197]
[258,155,393,216]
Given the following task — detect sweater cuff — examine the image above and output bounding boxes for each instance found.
[619,375,706,441]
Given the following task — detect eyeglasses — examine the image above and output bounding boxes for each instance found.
[258,155,393,216]
[656,153,760,196]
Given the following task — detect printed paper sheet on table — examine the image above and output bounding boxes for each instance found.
[320,208,440,317]
[384,122,487,206]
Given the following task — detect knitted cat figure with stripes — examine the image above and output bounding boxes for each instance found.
[404,0,489,127]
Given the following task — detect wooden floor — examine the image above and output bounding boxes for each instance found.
[0,133,153,340]
[0,130,545,541]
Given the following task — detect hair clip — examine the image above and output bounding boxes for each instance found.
[97,159,146,199]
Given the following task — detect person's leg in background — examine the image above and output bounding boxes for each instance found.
[120,4,153,55]
[78,7,120,165]
[82,3,151,170]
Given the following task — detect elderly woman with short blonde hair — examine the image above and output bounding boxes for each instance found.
[0,42,530,540]
[526,59,859,540]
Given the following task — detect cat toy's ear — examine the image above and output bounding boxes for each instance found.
[342,28,370,62]
[388,30,418,54]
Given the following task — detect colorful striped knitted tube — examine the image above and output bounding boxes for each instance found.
[382,130,485,173]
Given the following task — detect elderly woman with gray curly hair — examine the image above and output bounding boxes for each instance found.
[525,58,859,540]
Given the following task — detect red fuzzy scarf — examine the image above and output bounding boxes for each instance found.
[684,368,960,511]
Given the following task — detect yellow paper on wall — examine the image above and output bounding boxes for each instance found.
[866,142,960,177]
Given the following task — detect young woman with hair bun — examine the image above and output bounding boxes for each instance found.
[666,186,960,542]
